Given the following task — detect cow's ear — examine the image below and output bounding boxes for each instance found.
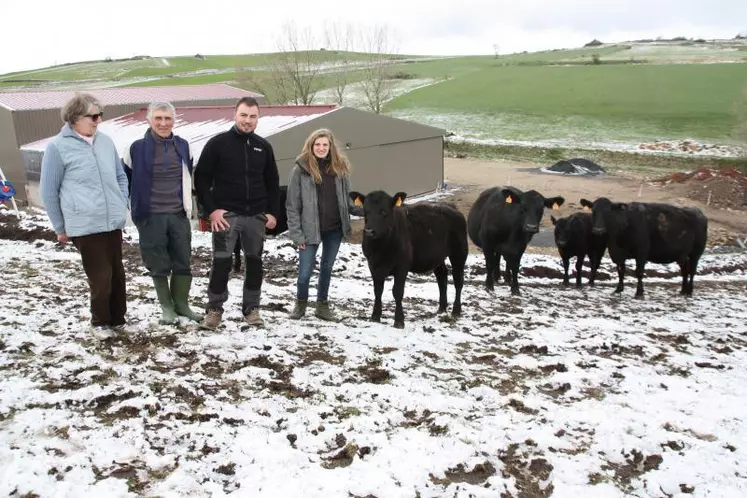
[349,191,365,207]
[501,188,517,204]
[611,202,627,211]
[550,215,557,225]
[392,192,407,207]
[545,196,564,210]
[580,198,593,209]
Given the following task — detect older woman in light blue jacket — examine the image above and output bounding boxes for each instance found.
[40,93,129,331]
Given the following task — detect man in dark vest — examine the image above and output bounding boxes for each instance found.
[123,101,202,325]
[194,97,280,329]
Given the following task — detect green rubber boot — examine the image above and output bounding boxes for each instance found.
[170,274,203,322]
[153,277,178,325]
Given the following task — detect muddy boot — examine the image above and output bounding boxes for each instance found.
[170,274,203,322]
[200,309,223,330]
[289,300,307,320]
[315,301,339,322]
[152,277,178,325]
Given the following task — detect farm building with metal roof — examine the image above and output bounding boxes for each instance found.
[0,84,264,202]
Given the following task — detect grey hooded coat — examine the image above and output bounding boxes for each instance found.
[285,157,362,245]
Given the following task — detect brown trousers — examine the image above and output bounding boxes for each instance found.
[71,229,127,326]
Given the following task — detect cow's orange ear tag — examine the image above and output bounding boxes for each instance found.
[505,195,513,204]
[354,196,363,207]
[552,202,560,211]
[395,197,403,207]
[582,205,591,212]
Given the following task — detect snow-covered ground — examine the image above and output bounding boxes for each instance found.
[1,211,747,497]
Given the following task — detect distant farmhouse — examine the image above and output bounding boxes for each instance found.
[0,84,264,203]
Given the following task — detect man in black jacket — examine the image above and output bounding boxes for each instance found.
[195,97,280,328]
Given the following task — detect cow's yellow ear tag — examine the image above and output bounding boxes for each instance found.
[395,197,403,207]
[552,202,560,211]
[354,197,363,207]
[505,195,513,204]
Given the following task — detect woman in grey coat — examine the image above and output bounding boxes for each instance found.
[285,129,361,321]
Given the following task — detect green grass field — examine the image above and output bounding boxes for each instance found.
[386,63,747,143]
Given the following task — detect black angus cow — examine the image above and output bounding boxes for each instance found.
[551,212,606,287]
[349,190,468,329]
[579,197,707,297]
[468,186,565,295]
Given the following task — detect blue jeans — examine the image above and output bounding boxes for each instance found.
[297,229,343,301]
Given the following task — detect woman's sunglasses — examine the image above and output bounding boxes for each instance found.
[84,112,104,121]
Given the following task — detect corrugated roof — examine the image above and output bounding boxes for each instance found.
[0,84,261,111]
[21,105,338,163]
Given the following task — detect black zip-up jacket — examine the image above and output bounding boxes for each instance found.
[194,126,280,218]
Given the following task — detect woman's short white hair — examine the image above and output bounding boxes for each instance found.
[146,101,176,120]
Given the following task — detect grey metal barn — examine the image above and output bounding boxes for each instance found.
[0,84,264,203]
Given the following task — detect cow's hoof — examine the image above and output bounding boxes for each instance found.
[562,281,569,287]
[634,293,644,300]
[575,283,582,289]
[393,321,405,329]
[613,288,623,294]
[437,306,448,314]
[510,289,521,296]
[370,315,381,323]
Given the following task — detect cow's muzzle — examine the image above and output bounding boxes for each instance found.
[592,227,606,235]
[524,224,539,234]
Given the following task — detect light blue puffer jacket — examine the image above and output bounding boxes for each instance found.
[40,124,129,237]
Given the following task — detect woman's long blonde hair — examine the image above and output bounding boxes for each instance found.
[298,128,350,184]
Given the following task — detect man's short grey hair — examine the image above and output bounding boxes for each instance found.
[147,101,176,121]
[61,93,102,125]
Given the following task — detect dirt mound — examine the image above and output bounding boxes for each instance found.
[650,167,747,210]
[638,139,744,157]
[543,158,605,176]
[0,214,57,242]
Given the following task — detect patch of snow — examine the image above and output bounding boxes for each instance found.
[2,210,747,496]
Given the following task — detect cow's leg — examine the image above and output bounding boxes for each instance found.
[634,259,646,299]
[450,256,465,317]
[392,272,406,329]
[687,255,699,296]
[494,253,503,282]
[506,255,521,296]
[371,277,384,322]
[589,252,601,286]
[433,264,448,313]
[483,246,498,292]
[614,262,625,293]
[575,255,584,288]
[561,256,570,287]
[678,258,689,295]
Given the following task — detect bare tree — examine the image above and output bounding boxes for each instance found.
[269,21,323,105]
[324,21,356,105]
[358,25,398,114]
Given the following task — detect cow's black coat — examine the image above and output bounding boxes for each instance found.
[350,190,468,329]
[579,197,708,297]
[551,212,607,287]
[468,186,564,294]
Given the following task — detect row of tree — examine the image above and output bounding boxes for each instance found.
[238,22,400,113]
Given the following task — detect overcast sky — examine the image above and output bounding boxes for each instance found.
[2,0,746,75]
